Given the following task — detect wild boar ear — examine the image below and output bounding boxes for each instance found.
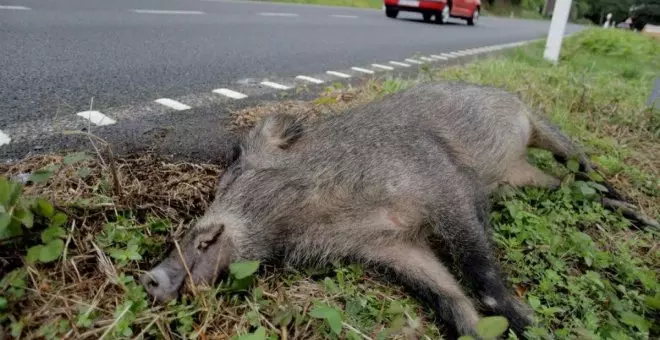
[217,132,243,167]
[258,113,304,150]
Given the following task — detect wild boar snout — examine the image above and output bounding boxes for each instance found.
[140,265,182,303]
[141,222,233,302]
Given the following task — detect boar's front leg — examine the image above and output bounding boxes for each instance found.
[432,197,534,337]
[361,241,481,338]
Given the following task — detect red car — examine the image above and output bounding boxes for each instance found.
[384,0,481,26]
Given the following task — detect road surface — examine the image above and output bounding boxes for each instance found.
[0,0,585,162]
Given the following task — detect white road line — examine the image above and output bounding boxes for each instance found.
[76,111,117,126]
[351,67,374,74]
[420,56,434,62]
[260,81,291,90]
[371,64,394,70]
[154,98,192,111]
[296,75,325,84]
[131,9,205,15]
[331,14,358,18]
[326,71,351,78]
[257,12,298,16]
[0,5,31,10]
[440,53,457,58]
[213,88,248,99]
[405,58,423,64]
[0,130,11,146]
[430,55,448,60]
[389,61,411,67]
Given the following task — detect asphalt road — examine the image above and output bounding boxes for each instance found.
[0,0,585,162]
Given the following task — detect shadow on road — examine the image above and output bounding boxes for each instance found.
[397,18,463,26]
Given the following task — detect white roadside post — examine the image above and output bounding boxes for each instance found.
[604,13,612,28]
[543,0,573,64]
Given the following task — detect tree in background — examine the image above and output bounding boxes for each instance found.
[487,0,660,28]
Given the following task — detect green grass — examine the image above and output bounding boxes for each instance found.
[1,28,659,340]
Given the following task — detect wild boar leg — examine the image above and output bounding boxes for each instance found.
[432,204,533,335]
[501,160,561,190]
[361,242,481,337]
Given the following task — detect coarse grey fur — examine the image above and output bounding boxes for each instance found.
[247,81,657,228]
[141,83,536,338]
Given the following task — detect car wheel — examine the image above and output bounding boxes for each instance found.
[423,13,432,22]
[386,7,398,18]
[435,4,450,24]
[467,8,479,26]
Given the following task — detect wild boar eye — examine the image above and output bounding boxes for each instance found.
[197,240,210,250]
[196,225,224,251]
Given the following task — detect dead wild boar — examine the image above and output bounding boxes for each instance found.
[141,108,533,337]
[244,81,657,228]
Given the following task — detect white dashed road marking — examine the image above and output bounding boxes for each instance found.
[154,98,192,111]
[0,5,31,10]
[431,55,448,60]
[260,81,291,90]
[131,9,205,15]
[389,61,411,67]
[0,37,546,155]
[372,64,394,70]
[0,130,11,146]
[257,12,298,17]
[76,111,117,126]
[351,67,374,74]
[331,14,358,19]
[296,75,325,84]
[213,88,248,99]
[326,71,351,78]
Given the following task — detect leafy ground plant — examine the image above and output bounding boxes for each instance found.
[0,28,658,339]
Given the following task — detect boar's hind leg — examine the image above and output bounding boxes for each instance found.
[433,199,533,336]
[502,161,560,190]
[363,242,480,337]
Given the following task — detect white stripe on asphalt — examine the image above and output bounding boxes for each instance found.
[326,71,351,78]
[389,61,411,67]
[213,88,248,99]
[0,130,11,146]
[372,64,394,70]
[154,98,192,111]
[351,67,374,74]
[76,111,117,126]
[0,5,31,10]
[431,55,448,60]
[441,53,457,58]
[257,12,298,17]
[405,58,423,64]
[260,81,291,90]
[296,75,325,84]
[420,56,434,62]
[131,9,205,15]
[331,14,358,18]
